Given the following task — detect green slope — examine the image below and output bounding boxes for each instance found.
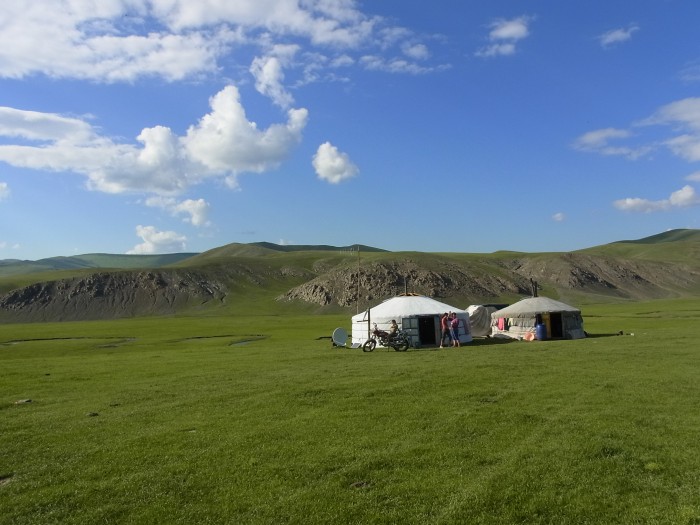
[578,228,700,263]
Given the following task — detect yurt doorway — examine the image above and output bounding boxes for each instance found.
[550,312,564,338]
[417,315,438,346]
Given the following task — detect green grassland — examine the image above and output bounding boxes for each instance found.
[2,299,700,524]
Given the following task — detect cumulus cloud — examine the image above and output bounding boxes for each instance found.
[476,16,533,58]
[183,86,308,175]
[0,85,308,196]
[614,185,700,213]
[0,2,236,82]
[250,44,299,108]
[312,142,359,184]
[552,212,565,222]
[598,24,640,48]
[686,171,700,182]
[145,196,211,227]
[127,225,187,254]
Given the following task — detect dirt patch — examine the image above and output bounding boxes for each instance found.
[0,474,14,487]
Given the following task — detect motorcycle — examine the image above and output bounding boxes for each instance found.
[362,324,410,352]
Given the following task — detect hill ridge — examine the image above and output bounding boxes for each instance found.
[1,229,699,323]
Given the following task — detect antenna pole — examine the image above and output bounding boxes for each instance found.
[356,244,361,314]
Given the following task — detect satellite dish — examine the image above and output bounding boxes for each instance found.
[332,327,348,347]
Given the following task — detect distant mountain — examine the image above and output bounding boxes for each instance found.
[184,242,384,264]
[0,253,198,278]
[250,242,386,253]
[1,230,699,322]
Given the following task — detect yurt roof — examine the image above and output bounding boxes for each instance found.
[352,295,463,321]
[491,296,580,319]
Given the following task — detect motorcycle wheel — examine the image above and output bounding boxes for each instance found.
[397,338,409,351]
[362,340,376,352]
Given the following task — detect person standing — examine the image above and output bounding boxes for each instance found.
[450,312,461,347]
[439,312,451,348]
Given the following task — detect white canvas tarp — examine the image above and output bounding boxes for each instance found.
[351,295,472,347]
[466,305,497,337]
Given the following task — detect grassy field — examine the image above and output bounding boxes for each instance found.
[2,299,700,524]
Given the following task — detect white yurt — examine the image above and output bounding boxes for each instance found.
[490,296,585,340]
[351,294,472,347]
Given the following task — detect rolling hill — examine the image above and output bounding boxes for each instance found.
[0,252,198,277]
[0,230,699,323]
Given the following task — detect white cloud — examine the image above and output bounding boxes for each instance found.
[174,198,211,227]
[150,0,378,47]
[686,171,700,182]
[642,97,700,161]
[0,0,436,86]
[645,98,700,131]
[0,106,95,143]
[145,196,211,227]
[183,86,308,176]
[0,85,308,196]
[574,128,631,148]
[0,182,9,200]
[312,142,359,184]
[679,61,700,83]
[572,127,651,159]
[0,242,21,251]
[665,135,700,163]
[598,24,639,48]
[489,17,531,41]
[250,55,295,109]
[330,54,355,68]
[475,43,516,58]
[614,185,700,213]
[402,43,429,60]
[359,55,441,74]
[576,97,700,164]
[552,212,565,222]
[0,2,237,82]
[127,225,187,254]
[476,16,532,58]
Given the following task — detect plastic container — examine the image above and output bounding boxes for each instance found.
[535,323,547,341]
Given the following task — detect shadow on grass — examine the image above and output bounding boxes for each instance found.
[585,332,630,339]
[468,337,518,347]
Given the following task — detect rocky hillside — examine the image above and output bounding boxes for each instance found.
[1,230,699,322]
[278,252,700,306]
[0,270,227,322]
[279,259,533,306]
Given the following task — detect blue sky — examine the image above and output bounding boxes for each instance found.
[1,1,699,260]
